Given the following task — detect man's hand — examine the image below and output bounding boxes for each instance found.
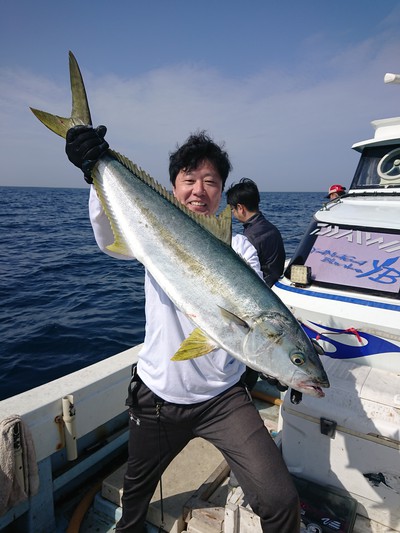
[65,125,109,183]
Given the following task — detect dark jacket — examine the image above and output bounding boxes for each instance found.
[243,212,285,287]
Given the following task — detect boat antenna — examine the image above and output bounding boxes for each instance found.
[384,73,400,84]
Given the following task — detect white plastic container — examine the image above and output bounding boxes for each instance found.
[279,356,400,531]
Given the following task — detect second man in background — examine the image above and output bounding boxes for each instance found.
[226,178,285,287]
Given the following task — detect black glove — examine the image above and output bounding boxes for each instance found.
[65,125,109,184]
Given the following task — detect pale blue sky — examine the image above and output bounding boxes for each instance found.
[2,0,400,191]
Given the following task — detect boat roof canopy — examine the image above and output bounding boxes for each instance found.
[352,117,400,152]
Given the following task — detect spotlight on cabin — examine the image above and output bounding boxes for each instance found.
[289,265,311,287]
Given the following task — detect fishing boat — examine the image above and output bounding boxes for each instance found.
[273,108,400,373]
[272,72,400,532]
[1,73,399,533]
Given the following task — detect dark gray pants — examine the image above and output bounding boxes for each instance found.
[116,381,300,533]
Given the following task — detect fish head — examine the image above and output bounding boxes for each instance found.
[243,311,330,397]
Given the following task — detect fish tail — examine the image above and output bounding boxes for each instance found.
[30,51,92,138]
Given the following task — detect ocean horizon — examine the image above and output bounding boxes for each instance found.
[1,186,324,400]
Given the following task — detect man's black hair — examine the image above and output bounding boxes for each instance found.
[169,131,232,190]
[226,178,260,211]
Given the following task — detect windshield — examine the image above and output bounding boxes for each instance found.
[351,144,400,189]
[287,219,400,299]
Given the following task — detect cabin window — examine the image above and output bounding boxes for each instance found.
[351,144,400,189]
[287,220,400,298]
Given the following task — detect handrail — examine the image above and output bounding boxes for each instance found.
[0,345,141,462]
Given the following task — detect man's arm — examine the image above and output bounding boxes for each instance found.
[231,234,263,280]
[259,229,286,287]
[65,125,136,261]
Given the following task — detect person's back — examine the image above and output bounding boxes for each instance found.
[226,178,285,287]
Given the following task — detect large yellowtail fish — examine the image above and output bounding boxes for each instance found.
[31,52,329,397]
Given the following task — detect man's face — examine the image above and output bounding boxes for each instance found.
[173,160,223,216]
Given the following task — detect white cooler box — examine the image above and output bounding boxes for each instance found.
[279,356,400,531]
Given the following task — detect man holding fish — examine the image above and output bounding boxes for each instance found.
[65,126,301,532]
[31,52,329,533]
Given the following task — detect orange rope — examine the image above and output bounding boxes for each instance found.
[251,390,283,406]
[66,481,102,533]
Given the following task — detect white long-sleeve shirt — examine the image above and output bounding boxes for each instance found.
[89,187,263,403]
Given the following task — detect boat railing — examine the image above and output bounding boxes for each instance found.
[0,344,142,531]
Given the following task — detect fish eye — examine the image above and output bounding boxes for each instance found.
[290,353,305,366]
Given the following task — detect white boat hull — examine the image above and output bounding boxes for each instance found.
[273,279,400,372]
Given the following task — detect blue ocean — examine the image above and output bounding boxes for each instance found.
[0,186,323,401]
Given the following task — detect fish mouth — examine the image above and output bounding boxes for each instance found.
[297,379,330,398]
[290,368,329,398]
[301,384,325,398]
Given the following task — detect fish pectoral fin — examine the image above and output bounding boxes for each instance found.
[218,307,250,332]
[171,328,218,361]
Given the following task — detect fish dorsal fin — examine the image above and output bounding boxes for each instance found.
[110,149,232,246]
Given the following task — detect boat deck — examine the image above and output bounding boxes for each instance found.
[72,381,397,532]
